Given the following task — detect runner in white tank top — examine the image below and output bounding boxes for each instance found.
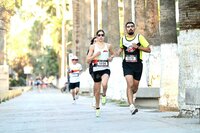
[86,30,115,117]
[92,43,110,72]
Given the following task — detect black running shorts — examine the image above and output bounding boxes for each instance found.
[93,69,110,82]
[69,82,80,90]
[122,60,143,81]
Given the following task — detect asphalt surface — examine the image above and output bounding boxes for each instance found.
[0,88,199,133]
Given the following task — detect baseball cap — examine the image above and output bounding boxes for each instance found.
[72,55,78,60]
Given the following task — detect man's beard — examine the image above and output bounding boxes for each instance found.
[128,31,134,35]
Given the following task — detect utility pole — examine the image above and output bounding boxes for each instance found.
[60,0,67,87]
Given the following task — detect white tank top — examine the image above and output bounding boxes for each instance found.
[122,34,140,47]
[93,43,110,71]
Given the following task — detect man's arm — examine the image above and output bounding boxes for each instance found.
[116,48,123,56]
[138,45,151,53]
[138,35,151,53]
[116,37,124,56]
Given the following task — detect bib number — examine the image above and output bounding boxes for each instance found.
[125,55,138,62]
[94,60,108,67]
[71,73,79,77]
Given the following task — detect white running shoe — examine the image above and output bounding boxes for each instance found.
[96,109,100,117]
[75,95,79,100]
[129,104,138,115]
[72,99,76,104]
[101,96,106,105]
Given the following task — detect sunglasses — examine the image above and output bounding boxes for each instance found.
[97,34,104,37]
[72,59,78,61]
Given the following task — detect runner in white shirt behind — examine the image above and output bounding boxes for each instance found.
[68,55,82,104]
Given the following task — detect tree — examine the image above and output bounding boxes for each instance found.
[107,0,120,50]
[0,0,21,29]
[160,0,177,44]
[31,47,58,77]
[0,0,21,64]
[123,0,132,25]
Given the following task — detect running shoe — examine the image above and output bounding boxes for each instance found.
[129,104,138,115]
[102,96,106,105]
[75,94,79,100]
[96,109,100,117]
[72,99,76,104]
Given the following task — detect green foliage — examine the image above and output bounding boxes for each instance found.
[7,29,31,58]
[26,1,63,77]
[28,20,44,50]
[0,0,16,14]
[7,0,72,82]
[49,17,62,52]
[37,0,69,16]
[7,28,31,79]
[32,47,59,77]
[9,77,26,87]
[0,0,21,29]
[9,55,28,79]
[43,47,59,76]
[27,19,59,78]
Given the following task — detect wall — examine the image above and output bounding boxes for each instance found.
[178,0,200,117]
[0,65,9,93]
[178,30,200,117]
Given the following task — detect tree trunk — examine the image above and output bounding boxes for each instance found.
[107,0,120,50]
[0,20,5,65]
[123,0,132,24]
[102,0,108,42]
[61,0,67,78]
[145,0,160,45]
[160,0,177,44]
[135,0,146,35]
[159,0,179,111]
[94,0,98,35]
[72,0,81,56]
[79,0,91,70]
[179,0,200,30]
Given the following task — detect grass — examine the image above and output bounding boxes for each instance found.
[108,99,129,107]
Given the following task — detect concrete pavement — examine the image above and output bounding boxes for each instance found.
[0,88,199,133]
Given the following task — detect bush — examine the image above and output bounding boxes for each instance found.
[9,77,26,87]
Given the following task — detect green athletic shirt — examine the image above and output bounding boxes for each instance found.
[120,34,149,60]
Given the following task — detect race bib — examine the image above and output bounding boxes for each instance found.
[93,60,109,67]
[71,73,79,77]
[125,55,138,62]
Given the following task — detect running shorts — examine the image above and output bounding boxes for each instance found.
[69,82,80,90]
[93,69,110,82]
[122,60,143,81]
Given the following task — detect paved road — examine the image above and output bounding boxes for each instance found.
[0,88,199,133]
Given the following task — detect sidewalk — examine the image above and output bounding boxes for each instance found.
[0,88,199,133]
